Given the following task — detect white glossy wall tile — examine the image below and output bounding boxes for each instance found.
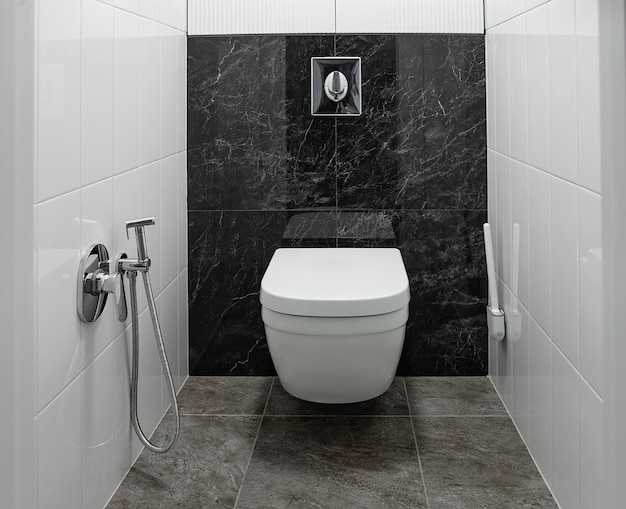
[189,0,483,35]
[529,317,552,485]
[188,0,335,35]
[486,1,604,507]
[551,346,580,508]
[81,0,114,187]
[579,378,604,508]
[336,0,484,33]
[526,5,550,173]
[528,167,551,335]
[34,0,188,506]
[37,0,81,201]
[550,176,579,367]
[575,0,601,193]
[114,9,141,175]
[37,377,83,509]
[548,0,578,184]
[36,191,82,411]
[578,189,602,396]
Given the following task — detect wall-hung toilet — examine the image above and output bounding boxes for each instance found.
[260,248,410,403]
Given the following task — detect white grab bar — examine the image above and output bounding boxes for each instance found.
[483,223,506,341]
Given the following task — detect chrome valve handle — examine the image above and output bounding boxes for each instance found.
[77,244,127,323]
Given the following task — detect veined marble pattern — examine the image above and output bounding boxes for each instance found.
[188,34,487,376]
[107,377,557,508]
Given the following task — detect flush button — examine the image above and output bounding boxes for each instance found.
[311,57,361,116]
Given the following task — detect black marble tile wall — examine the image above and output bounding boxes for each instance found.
[188,34,487,376]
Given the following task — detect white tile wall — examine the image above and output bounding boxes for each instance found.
[486,1,604,508]
[188,0,483,35]
[34,1,188,507]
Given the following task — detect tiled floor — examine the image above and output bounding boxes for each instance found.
[107,377,557,509]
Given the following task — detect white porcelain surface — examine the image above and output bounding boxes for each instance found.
[550,176,579,367]
[37,0,81,201]
[529,318,552,486]
[114,9,141,175]
[579,379,604,509]
[552,345,580,509]
[37,378,82,509]
[525,5,550,173]
[578,189,603,396]
[528,167,551,335]
[81,0,114,187]
[335,0,484,33]
[37,192,82,411]
[139,18,161,166]
[548,0,578,183]
[160,25,178,159]
[265,321,406,404]
[261,248,410,316]
[160,155,178,287]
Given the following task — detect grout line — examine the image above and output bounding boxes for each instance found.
[261,414,411,418]
[405,377,430,509]
[232,377,275,509]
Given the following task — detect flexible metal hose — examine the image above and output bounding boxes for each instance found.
[128,270,180,453]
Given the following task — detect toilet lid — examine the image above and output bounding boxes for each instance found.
[260,248,410,317]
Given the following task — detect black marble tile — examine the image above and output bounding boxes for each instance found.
[397,210,488,375]
[189,211,344,375]
[236,416,427,508]
[188,211,282,375]
[106,416,260,509]
[187,36,336,210]
[414,417,558,508]
[335,35,486,210]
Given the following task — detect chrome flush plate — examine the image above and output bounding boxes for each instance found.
[311,57,362,116]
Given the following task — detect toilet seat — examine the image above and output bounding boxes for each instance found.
[260,248,410,317]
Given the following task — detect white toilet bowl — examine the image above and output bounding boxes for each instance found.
[260,248,410,403]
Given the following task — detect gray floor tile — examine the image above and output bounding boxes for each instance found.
[236,416,427,509]
[406,376,507,416]
[107,415,260,509]
[177,376,273,415]
[414,416,558,508]
[265,377,409,416]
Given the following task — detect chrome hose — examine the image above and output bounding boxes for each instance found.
[128,270,180,453]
